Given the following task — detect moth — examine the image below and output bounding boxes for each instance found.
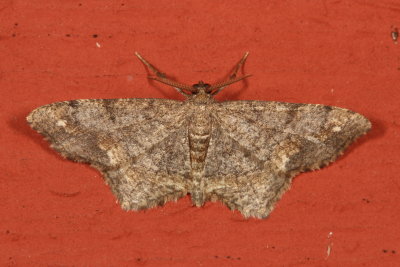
[27,52,371,218]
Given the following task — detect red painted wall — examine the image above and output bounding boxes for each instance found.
[1,0,399,265]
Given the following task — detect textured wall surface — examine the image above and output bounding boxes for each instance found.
[0,0,398,266]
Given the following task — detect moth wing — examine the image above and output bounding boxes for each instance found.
[205,101,371,218]
[27,98,192,210]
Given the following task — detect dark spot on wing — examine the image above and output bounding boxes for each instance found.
[102,99,116,122]
[68,100,79,107]
[284,109,297,125]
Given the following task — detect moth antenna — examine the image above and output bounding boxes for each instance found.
[135,52,194,96]
[209,52,251,95]
[135,52,166,78]
[230,52,249,79]
[210,74,252,95]
[148,76,194,95]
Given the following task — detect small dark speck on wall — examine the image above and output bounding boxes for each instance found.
[391,27,399,43]
[362,198,370,203]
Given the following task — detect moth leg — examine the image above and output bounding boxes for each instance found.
[135,52,193,96]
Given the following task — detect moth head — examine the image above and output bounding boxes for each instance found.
[192,81,212,94]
